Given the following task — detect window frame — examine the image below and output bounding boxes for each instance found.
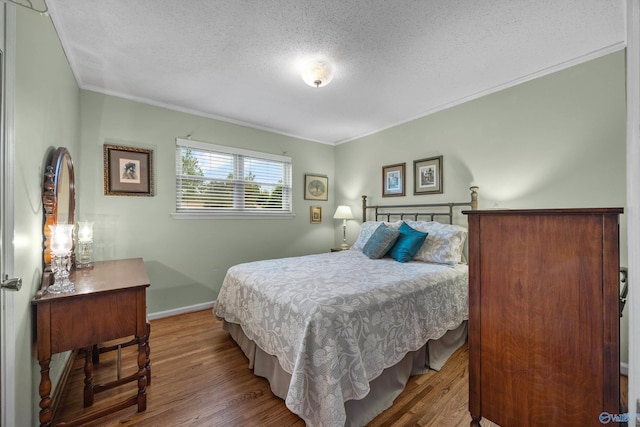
[173,138,294,220]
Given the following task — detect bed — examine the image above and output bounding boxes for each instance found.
[214,188,479,426]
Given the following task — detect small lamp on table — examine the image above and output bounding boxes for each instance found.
[77,220,94,269]
[333,205,354,250]
[48,223,75,294]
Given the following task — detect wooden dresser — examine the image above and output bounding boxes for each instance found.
[464,209,622,427]
[33,258,150,427]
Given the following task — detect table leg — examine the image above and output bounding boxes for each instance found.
[145,322,151,385]
[91,344,100,365]
[136,334,148,412]
[38,358,53,427]
[83,347,94,407]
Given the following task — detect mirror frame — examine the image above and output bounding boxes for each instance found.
[40,147,76,295]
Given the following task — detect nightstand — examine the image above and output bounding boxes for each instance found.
[331,247,348,252]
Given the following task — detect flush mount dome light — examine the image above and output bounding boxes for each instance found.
[301,60,334,88]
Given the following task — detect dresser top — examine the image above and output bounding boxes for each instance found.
[463,207,624,216]
[33,257,150,303]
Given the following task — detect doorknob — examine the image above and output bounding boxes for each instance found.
[1,276,22,291]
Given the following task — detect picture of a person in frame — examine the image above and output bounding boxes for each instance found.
[120,158,141,183]
[420,166,436,187]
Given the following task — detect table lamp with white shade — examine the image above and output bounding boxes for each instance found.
[77,220,94,269]
[48,223,75,294]
[333,205,354,250]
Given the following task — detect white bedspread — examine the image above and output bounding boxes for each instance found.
[214,250,468,426]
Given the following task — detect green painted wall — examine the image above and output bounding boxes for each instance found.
[76,91,336,312]
[335,50,628,363]
[15,9,81,426]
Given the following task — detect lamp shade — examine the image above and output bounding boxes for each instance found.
[333,205,353,220]
[77,221,94,243]
[49,224,74,255]
[301,60,334,88]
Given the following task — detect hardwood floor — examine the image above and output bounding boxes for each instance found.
[54,310,626,427]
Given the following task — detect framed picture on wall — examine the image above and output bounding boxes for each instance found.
[103,144,154,196]
[382,163,405,197]
[310,206,322,223]
[304,174,328,201]
[413,155,443,195]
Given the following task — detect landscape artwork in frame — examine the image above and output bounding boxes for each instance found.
[414,155,443,195]
[304,174,328,201]
[104,144,154,196]
[310,206,322,224]
[382,163,405,197]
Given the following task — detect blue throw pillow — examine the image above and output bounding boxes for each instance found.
[388,222,428,263]
[362,223,400,259]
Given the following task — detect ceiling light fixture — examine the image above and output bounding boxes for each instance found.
[301,60,334,88]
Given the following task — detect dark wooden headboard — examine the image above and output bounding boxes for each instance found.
[362,186,479,224]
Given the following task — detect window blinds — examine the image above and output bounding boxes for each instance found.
[175,138,292,216]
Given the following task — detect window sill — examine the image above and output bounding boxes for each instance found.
[171,212,295,220]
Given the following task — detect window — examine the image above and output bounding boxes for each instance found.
[175,138,292,218]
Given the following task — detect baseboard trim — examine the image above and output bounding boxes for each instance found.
[148,301,215,320]
[622,362,629,376]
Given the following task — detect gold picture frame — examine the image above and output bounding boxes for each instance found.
[310,206,322,223]
[304,174,328,201]
[104,144,154,196]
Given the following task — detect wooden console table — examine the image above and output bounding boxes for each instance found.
[33,258,151,427]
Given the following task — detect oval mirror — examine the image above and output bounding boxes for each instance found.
[42,147,76,283]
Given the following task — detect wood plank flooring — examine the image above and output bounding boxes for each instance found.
[54,310,626,427]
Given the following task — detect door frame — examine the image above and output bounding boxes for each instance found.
[0,4,16,427]
[627,0,640,420]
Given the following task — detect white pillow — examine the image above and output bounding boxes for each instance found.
[405,221,468,266]
[351,220,402,251]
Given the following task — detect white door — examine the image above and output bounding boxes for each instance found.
[0,5,18,427]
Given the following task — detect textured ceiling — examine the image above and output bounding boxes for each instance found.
[45,0,625,145]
